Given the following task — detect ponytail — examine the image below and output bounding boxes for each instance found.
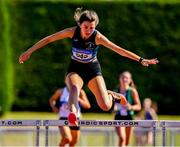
[74,8,99,26]
[74,8,82,25]
[129,79,136,89]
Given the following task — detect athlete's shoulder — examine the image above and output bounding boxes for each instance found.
[60,26,77,38]
[95,30,109,45]
[129,87,137,93]
[66,26,77,31]
[57,88,63,94]
[67,26,79,38]
[95,30,102,38]
[64,86,69,91]
[95,30,102,44]
[129,87,139,99]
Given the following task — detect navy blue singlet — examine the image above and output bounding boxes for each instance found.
[71,26,99,63]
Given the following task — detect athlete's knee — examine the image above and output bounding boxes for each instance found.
[60,136,72,146]
[70,138,78,146]
[70,84,79,93]
[100,95,113,111]
[100,104,111,111]
[65,137,72,143]
[119,135,126,144]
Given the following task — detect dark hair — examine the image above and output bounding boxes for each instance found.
[74,8,99,26]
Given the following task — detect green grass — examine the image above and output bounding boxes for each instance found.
[1,111,180,120]
[1,111,57,119]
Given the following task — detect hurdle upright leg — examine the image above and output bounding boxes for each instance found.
[152,121,157,147]
[35,120,41,147]
[161,121,166,146]
[44,120,49,147]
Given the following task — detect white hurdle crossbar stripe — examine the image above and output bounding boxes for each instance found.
[43,120,156,127]
[0,120,157,127]
[0,120,41,147]
[0,120,41,126]
[160,121,180,127]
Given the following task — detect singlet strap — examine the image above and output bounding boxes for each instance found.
[72,26,97,42]
[72,26,79,39]
[127,87,133,105]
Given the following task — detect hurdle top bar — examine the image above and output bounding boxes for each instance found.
[159,121,180,127]
[0,120,41,126]
[43,120,157,127]
[2,120,180,127]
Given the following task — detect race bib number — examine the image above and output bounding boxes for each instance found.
[74,52,92,60]
[120,106,128,116]
[72,47,94,61]
[120,109,128,116]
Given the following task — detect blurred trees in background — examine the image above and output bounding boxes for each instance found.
[0,0,179,115]
[0,0,14,115]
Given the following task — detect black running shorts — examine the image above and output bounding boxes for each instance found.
[67,59,102,84]
[114,113,133,120]
[59,117,80,130]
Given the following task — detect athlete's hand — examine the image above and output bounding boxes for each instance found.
[141,58,159,67]
[51,106,59,113]
[126,103,132,110]
[19,51,32,64]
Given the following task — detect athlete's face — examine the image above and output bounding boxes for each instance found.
[143,99,152,110]
[80,21,96,39]
[119,72,132,87]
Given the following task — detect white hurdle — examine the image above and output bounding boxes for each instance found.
[43,120,157,147]
[1,119,180,146]
[0,120,41,147]
[159,121,180,146]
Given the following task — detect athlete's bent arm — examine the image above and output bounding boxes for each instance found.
[49,89,62,113]
[129,88,141,111]
[19,27,75,64]
[150,109,158,120]
[96,32,159,66]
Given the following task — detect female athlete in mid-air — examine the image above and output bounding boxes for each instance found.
[19,8,159,125]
